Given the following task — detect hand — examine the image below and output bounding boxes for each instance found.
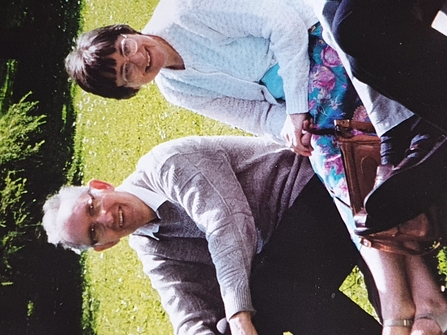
[229,311,258,335]
[280,113,313,156]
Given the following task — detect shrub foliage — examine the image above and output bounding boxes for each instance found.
[0,95,45,282]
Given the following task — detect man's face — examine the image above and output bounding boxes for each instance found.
[112,34,167,88]
[62,180,157,251]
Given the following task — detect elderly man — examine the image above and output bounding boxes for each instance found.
[42,136,380,335]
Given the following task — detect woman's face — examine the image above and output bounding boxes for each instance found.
[112,34,167,88]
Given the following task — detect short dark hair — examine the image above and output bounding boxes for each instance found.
[65,24,141,99]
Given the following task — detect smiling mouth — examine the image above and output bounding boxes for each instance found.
[118,208,124,228]
[145,49,151,72]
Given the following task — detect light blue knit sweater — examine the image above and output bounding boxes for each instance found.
[143,0,318,140]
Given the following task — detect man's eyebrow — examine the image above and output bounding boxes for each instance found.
[86,190,93,213]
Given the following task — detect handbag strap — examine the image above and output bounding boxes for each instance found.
[334,119,377,138]
[359,237,442,256]
[304,119,377,137]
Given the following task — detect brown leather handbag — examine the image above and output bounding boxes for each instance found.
[334,119,446,255]
[334,119,381,216]
[358,206,445,255]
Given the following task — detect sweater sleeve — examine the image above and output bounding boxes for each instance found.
[129,235,226,335]
[183,0,315,114]
[157,79,287,144]
[147,147,258,319]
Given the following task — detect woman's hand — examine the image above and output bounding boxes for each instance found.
[281,113,313,156]
[229,311,258,335]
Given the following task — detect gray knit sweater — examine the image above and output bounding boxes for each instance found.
[118,136,314,334]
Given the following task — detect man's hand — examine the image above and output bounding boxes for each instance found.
[229,311,258,335]
[280,113,313,156]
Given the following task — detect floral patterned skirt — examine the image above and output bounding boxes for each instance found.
[307,23,372,236]
[260,23,374,240]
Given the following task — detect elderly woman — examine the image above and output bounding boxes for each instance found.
[67,0,317,152]
[66,0,447,334]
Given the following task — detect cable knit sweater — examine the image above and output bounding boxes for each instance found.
[143,0,318,141]
[118,136,314,334]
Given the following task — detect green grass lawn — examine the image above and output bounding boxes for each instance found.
[74,1,375,334]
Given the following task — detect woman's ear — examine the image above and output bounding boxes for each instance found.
[93,240,120,252]
[88,179,115,191]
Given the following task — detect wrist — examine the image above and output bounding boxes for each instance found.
[229,311,253,322]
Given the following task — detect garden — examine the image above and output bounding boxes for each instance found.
[1,0,436,334]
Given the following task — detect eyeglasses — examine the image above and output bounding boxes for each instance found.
[120,34,138,84]
[87,188,99,246]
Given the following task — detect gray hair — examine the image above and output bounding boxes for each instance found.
[42,185,90,253]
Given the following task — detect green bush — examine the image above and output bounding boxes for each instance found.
[0,95,45,283]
